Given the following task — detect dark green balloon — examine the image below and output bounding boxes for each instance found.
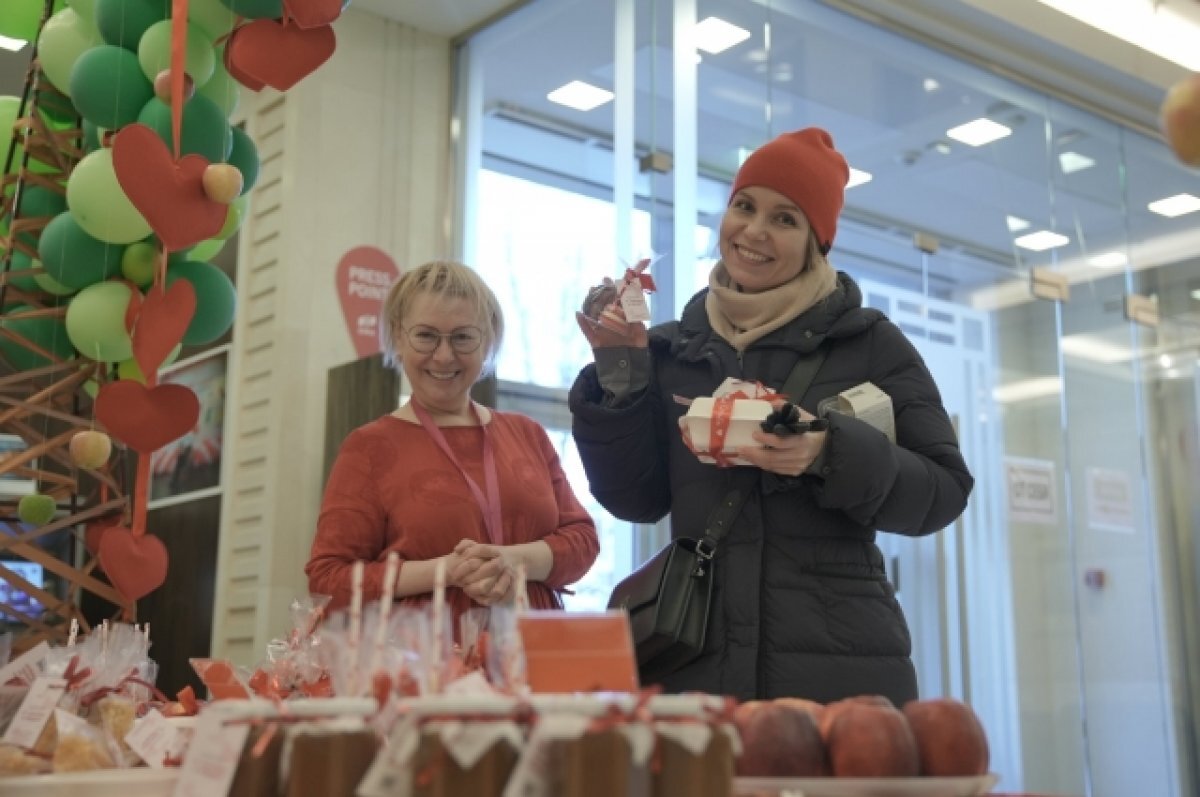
[4,250,44,293]
[167,259,235,345]
[38,210,125,290]
[82,118,101,152]
[69,45,154,129]
[226,125,258,194]
[10,185,67,247]
[217,0,282,20]
[0,305,75,372]
[138,95,233,163]
[95,0,170,50]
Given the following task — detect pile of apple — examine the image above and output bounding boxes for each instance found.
[733,695,989,779]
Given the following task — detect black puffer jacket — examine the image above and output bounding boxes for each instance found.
[568,272,973,704]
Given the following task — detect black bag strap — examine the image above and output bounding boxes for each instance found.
[694,345,829,560]
[780,344,829,405]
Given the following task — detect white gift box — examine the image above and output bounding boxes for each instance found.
[684,397,774,466]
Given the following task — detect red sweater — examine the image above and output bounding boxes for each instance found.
[306,412,600,624]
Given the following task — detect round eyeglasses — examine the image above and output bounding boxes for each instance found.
[402,325,484,354]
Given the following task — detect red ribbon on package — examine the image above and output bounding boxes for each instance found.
[708,397,737,467]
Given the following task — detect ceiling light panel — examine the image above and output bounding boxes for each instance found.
[946,118,1012,147]
[1148,193,1200,218]
[546,81,614,112]
[1006,215,1030,232]
[846,168,873,188]
[1058,151,1095,173]
[1014,230,1071,251]
[695,17,751,54]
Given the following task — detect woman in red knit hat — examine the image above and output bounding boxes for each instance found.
[570,128,972,706]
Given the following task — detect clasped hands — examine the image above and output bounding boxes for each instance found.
[446,539,518,607]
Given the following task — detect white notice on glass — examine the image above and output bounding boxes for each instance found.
[1005,457,1058,526]
[1086,467,1135,533]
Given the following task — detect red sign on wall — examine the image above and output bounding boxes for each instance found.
[335,246,400,358]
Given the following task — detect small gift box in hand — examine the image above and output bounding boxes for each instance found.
[591,257,656,333]
[681,378,780,467]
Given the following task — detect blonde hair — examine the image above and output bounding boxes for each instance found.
[379,260,504,374]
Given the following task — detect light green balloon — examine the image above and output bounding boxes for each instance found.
[67,0,95,23]
[66,148,152,244]
[33,270,77,296]
[188,237,225,261]
[37,7,102,97]
[137,19,216,87]
[65,279,135,362]
[189,0,236,40]
[121,240,159,286]
[198,56,239,117]
[216,194,247,240]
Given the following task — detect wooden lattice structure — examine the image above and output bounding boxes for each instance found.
[0,21,133,654]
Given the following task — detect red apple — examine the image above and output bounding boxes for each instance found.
[734,699,827,777]
[1161,72,1200,166]
[902,698,990,776]
[826,703,918,777]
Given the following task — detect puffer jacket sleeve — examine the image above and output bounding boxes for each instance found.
[810,320,973,535]
[568,360,673,524]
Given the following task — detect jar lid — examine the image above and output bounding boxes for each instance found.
[403,694,521,716]
[529,692,638,717]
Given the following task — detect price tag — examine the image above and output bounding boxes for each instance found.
[1,676,66,749]
[172,709,250,797]
[126,709,188,768]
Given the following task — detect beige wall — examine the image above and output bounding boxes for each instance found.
[209,8,455,664]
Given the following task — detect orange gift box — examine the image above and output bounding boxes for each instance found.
[517,610,639,693]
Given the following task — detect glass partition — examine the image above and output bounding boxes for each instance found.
[457,1,1200,793]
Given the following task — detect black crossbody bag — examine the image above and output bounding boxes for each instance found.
[607,346,829,683]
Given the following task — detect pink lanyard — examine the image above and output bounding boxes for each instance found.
[411,401,504,546]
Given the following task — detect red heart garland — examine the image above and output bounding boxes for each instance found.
[99,527,169,602]
[95,381,200,455]
[111,124,227,253]
[226,19,336,93]
[132,280,196,380]
[223,39,266,91]
[283,0,344,29]
[84,520,117,557]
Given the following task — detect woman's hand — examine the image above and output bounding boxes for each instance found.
[576,279,648,349]
[735,402,827,476]
[449,541,516,606]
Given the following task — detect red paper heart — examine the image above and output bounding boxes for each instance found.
[112,124,227,253]
[84,521,117,557]
[283,0,344,29]
[99,527,169,602]
[226,19,336,93]
[133,280,196,380]
[223,40,266,91]
[95,381,200,454]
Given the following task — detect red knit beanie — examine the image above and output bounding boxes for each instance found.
[729,127,849,253]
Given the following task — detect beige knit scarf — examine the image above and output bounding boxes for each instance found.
[704,256,838,351]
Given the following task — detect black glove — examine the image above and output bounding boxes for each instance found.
[760,402,829,436]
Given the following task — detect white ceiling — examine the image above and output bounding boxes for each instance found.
[350,0,518,37]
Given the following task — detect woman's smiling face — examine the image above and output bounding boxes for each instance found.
[396,292,485,415]
[719,185,814,293]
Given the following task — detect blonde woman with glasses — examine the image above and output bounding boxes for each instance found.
[306,261,599,627]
